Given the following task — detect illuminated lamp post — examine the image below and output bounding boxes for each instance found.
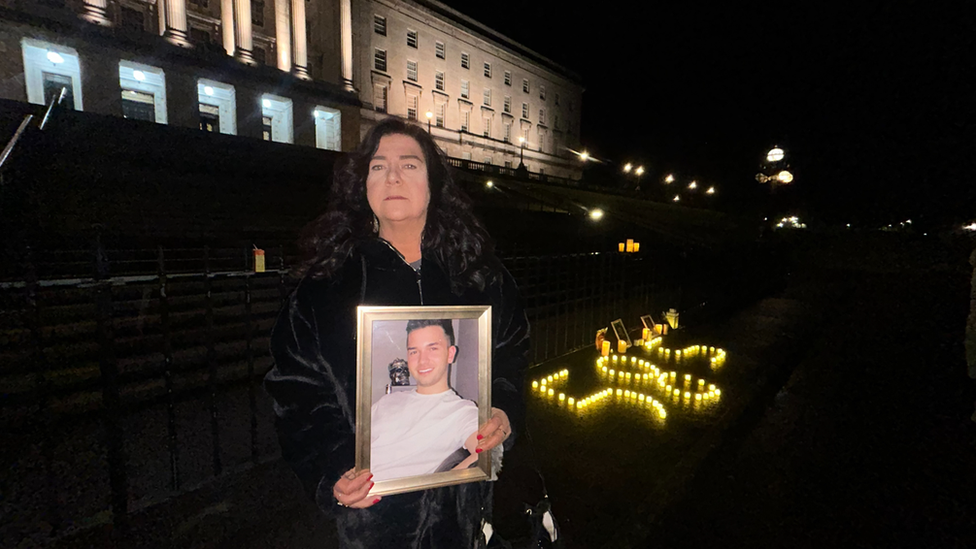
[425,110,433,133]
[518,136,526,168]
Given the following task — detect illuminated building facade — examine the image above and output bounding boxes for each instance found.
[0,0,359,151]
[354,0,584,179]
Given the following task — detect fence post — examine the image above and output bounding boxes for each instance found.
[93,228,129,532]
[244,250,259,464]
[204,245,222,477]
[157,246,180,491]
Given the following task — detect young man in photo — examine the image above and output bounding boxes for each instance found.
[369,319,480,481]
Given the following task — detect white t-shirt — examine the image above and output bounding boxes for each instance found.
[370,389,479,482]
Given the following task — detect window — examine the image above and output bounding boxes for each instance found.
[522,79,529,93]
[504,71,511,86]
[435,103,445,127]
[374,48,387,72]
[120,6,144,31]
[406,30,418,48]
[119,61,167,124]
[503,96,511,114]
[435,41,445,59]
[554,113,559,129]
[504,160,513,168]
[199,104,219,133]
[483,88,491,107]
[538,128,545,152]
[406,95,418,120]
[483,117,491,137]
[539,109,545,125]
[373,84,388,112]
[261,94,293,143]
[521,102,529,119]
[22,40,83,111]
[540,85,546,100]
[262,116,272,141]
[197,79,237,135]
[435,71,445,91]
[374,15,386,35]
[503,122,511,143]
[460,110,469,132]
[484,62,491,78]
[314,107,342,151]
[460,52,469,69]
[251,0,264,27]
[406,60,418,82]
[189,27,212,45]
[460,80,469,99]
[555,92,560,106]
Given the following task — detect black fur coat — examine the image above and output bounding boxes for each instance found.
[264,238,530,548]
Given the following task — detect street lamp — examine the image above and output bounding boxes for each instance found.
[777,170,793,184]
[623,163,632,173]
[673,195,680,202]
[486,180,494,188]
[579,151,589,162]
[688,181,697,190]
[589,208,604,221]
[635,165,644,190]
[706,186,715,195]
[425,110,433,132]
[665,174,674,184]
[518,136,526,168]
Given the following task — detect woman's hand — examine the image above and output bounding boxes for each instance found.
[474,407,511,454]
[333,469,382,509]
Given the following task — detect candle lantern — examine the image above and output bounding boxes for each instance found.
[642,327,650,341]
[254,247,266,273]
[665,308,679,329]
[601,340,610,356]
[618,340,627,353]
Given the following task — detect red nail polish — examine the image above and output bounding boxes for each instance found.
[477,435,484,440]
[373,498,381,504]
[476,448,483,453]
[368,474,373,481]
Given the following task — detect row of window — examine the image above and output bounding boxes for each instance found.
[372,86,552,151]
[20,39,342,150]
[371,14,562,105]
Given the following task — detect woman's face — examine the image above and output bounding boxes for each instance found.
[366,133,431,231]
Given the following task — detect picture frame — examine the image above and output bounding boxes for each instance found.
[356,305,493,497]
[640,314,657,331]
[610,318,632,346]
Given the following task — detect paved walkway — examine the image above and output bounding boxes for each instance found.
[641,235,976,548]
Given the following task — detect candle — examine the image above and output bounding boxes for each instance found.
[634,242,640,252]
[602,340,610,357]
[618,242,625,252]
[626,239,634,252]
[618,340,627,353]
[642,327,650,340]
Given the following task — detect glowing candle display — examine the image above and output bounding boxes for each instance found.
[602,340,610,357]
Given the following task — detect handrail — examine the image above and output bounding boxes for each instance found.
[0,87,66,172]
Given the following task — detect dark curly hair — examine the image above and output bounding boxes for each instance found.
[296,118,496,293]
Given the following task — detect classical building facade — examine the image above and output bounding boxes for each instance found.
[353,0,584,180]
[0,0,359,151]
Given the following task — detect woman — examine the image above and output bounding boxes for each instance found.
[264,118,530,547]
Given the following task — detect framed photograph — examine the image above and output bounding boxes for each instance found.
[640,314,657,331]
[610,318,632,346]
[356,305,492,497]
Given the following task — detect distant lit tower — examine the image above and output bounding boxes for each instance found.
[756,145,796,221]
[755,146,793,188]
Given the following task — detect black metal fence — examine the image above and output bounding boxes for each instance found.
[0,236,686,546]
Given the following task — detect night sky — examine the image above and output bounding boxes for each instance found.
[441,1,974,228]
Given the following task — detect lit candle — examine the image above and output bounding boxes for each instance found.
[548,389,554,396]
[634,242,640,252]
[558,393,565,401]
[642,327,650,341]
[618,340,627,353]
[626,239,634,252]
[532,381,539,388]
[602,340,610,357]
[618,242,625,252]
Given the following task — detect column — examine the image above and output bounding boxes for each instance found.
[233,0,255,64]
[340,0,354,91]
[290,0,309,79]
[275,0,292,72]
[221,0,235,56]
[161,0,191,47]
[80,0,111,26]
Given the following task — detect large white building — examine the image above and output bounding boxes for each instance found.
[353,0,584,180]
[0,0,583,179]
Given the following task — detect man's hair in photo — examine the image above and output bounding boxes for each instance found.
[405,319,456,348]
